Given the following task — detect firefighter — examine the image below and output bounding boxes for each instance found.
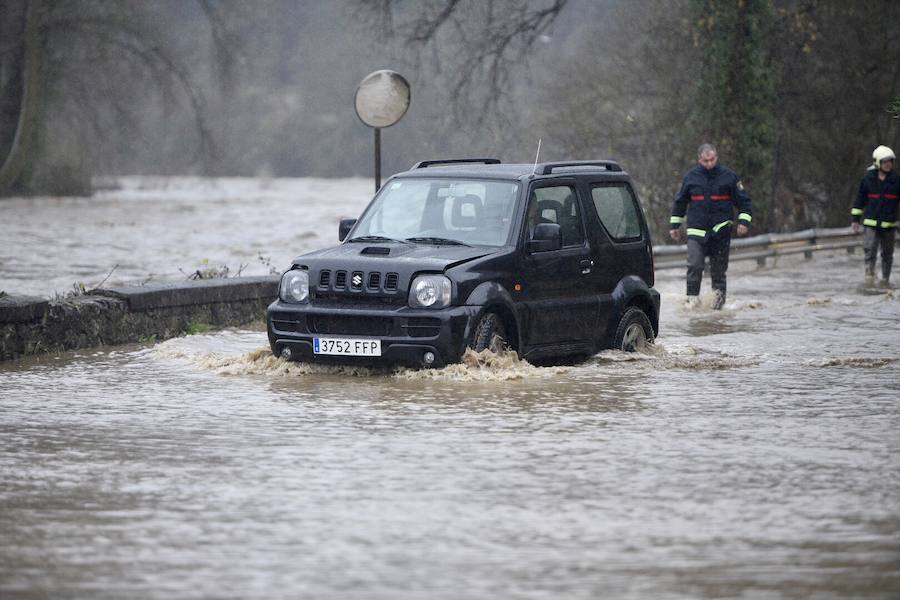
[852,145,898,287]
[670,143,752,309]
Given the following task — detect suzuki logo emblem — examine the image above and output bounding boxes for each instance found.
[352,274,363,287]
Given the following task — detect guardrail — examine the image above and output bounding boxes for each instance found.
[653,227,867,270]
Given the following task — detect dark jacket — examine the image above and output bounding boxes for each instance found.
[670,164,752,241]
[853,169,899,228]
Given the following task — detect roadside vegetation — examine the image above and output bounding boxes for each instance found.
[1,0,896,241]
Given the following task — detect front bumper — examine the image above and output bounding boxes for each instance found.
[267,299,481,368]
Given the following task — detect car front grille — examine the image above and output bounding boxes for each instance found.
[402,317,441,338]
[313,292,406,308]
[308,315,393,336]
[315,269,403,300]
[270,311,306,333]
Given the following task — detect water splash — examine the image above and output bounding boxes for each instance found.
[674,291,766,313]
[154,343,390,378]
[395,348,567,381]
[154,341,564,381]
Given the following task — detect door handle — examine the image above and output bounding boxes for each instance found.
[580,259,593,274]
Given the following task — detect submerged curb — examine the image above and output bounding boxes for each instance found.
[0,276,279,361]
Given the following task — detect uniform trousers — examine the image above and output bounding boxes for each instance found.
[686,234,731,297]
[863,227,895,280]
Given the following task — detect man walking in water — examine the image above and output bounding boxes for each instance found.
[852,145,898,288]
[669,143,752,309]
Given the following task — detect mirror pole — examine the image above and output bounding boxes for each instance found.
[374,128,381,192]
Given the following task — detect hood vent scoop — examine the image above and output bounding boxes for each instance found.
[361,246,391,255]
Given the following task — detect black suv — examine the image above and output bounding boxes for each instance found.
[267,159,660,368]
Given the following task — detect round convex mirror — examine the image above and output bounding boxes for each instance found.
[354,70,411,128]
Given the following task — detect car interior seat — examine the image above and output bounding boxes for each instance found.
[560,193,584,246]
[536,199,561,224]
[451,194,484,229]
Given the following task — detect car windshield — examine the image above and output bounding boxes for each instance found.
[351,178,520,247]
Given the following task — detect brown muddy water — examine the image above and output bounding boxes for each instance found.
[1,179,899,598]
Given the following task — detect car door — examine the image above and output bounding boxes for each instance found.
[517,180,599,347]
[584,179,651,339]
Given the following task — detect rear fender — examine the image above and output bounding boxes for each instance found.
[607,276,660,345]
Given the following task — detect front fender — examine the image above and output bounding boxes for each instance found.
[461,281,523,354]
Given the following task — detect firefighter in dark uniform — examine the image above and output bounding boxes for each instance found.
[669,143,752,309]
[852,145,898,288]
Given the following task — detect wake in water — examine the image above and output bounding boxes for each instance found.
[804,356,899,368]
[584,343,760,371]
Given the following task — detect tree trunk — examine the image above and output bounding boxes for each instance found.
[0,1,42,196]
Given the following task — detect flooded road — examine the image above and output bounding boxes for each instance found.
[2,179,899,598]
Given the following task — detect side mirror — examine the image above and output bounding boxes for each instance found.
[338,218,356,242]
[527,223,561,252]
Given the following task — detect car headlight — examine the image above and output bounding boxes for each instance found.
[280,269,309,303]
[409,274,452,308]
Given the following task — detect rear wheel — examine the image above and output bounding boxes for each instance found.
[468,311,508,353]
[613,307,654,352]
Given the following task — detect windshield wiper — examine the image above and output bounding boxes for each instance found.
[405,236,471,247]
[347,235,410,244]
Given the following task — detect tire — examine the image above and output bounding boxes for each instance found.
[613,307,654,352]
[468,312,508,353]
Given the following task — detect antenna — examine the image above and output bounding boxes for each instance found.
[531,138,542,176]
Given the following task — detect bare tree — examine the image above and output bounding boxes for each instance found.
[358,0,569,122]
[0,0,242,196]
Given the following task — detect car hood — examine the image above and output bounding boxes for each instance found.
[292,242,497,273]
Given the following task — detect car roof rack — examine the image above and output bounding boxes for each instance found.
[411,158,502,169]
[536,160,622,175]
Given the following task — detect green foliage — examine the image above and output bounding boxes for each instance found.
[184,322,210,335]
[138,334,157,344]
[891,98,900,120]
[689,0,776,230]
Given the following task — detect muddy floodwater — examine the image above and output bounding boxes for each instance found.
[1,179,899,598]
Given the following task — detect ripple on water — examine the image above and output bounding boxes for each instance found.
[804,356,899,369]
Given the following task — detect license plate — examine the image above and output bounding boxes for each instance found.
[313,337,382,357]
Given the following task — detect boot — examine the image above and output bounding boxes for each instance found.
[683,295,700,309]
[712,289,726,310]
[865,270,876,287]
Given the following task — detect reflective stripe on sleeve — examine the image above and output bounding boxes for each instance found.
[690,195,704,201]
[881,221,897,228]
[712,220,733,233]
[851,208,863,216]
[738,212,752,222]
[686,228,707,237]
[670,215,684,224]
[710,195,731,201]
[863,219,878,227]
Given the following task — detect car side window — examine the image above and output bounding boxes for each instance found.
[529,185,585,247]
[590,184,642,241]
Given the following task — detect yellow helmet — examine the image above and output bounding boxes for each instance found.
[873,145,895,166]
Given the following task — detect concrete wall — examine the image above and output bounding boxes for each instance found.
[0,276,278,361]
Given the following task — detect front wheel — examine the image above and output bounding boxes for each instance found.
[613,307,654,352]
[468,311,508,353]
